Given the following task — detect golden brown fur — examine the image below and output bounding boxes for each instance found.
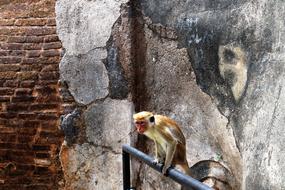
[133,111,191,176]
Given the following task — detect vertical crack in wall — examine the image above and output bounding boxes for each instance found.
[127,1,150,188]
[129,0,148,112]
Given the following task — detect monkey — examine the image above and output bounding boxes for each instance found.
[133,111,237,190]
[133,111,191,175]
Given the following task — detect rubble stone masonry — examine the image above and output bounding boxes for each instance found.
[0,1,65,189]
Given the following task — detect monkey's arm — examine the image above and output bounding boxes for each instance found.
[153,141,165,164]
[162,140,178,174]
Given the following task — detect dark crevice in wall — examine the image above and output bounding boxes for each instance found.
[128,0,149,189]
[105,34,129,100]
[129,0,148,113]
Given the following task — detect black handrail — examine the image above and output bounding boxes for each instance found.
[122,144,213,190]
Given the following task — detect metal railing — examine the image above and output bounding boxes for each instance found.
[122,144,213,190]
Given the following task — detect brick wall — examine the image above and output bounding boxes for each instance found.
[0,1,64,189]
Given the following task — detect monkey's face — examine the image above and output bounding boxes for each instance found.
[134,120,148,134]
[133,111,155,134]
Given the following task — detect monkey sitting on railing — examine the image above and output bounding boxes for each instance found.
[133,111,235,190]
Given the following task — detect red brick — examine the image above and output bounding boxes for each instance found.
[9,50,25,56]
[0,72,17,79]
[0,185,24,190]
[0,57,22,64]
[46,19,56,26]
[32,145,50,151]
[9,151,34,164]
[15,19,46,26]
[43,42,62,50]
[0,119,8,125]
[21,65,42,72]
[0,96,10,102]
[11,96,35,102]
[39,57,61,64]
[17,71,38,80]
[18,113,37,120]
[6,103,28,112]
[0,28,11,35]
[44,35,59,43]
[0,112,17,119]
[34,166,50,175]
[0,143,15,149]
[23,43,42,50]
[37,95,61,103]
[25,28,56,36]
[26,36,44,43]
[0,126,16,133]
[0,50,8,56]
[15,88,32,96]
[22,58,39,64]
[17,135,34,143]
[0,64,20,71]
[14,143,31,150]
[7,36,26,43]
[22,120,39,128]
[18,127,37,135]
[0,80,5,86]
[30,103,58,111]
[0,87,14,95]
[35,86,57,95]
[20,80,35,88]
[0,36,7,42]
[0,19,15,26]
[35,152,50,159]
[42,49,60,57]
[0,43,23,50]
[4,80,19,87]
[39,72,59,80]
[0,134,17,142]
[41,125,58,133]
[26,184,49,190]
[37,80,59,85]
[41,65,58,72]
[37,113,58,120]
[26,50,41,58]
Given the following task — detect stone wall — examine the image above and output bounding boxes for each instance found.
[54,0,285,190]
[1,0,278,189]
[0,1,64,189]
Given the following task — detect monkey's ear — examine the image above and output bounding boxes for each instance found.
[149,116,155,123]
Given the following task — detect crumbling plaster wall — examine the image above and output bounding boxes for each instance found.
[56,0,285,190]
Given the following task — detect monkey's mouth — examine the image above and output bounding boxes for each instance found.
[135,125,146,134]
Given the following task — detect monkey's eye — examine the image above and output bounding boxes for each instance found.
[135,121,145,125]
[149,116,155,123]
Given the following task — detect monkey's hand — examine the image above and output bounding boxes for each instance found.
[162,165,170,175]
[152,157,164,165]
[152,158,159,165]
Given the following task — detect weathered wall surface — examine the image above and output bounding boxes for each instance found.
[56,0,133,189]
[0,0,64,189]
[56,0,285,190]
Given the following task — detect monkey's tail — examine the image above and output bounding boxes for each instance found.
[180,160,236,190]
[180,163,193,190]
[190,160,235,190]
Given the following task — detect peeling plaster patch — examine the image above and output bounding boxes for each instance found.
[84,98,134,151]
[59,49,109,105]
[56,0,129,55]
[60,143,127,190]
[219,44,248,102]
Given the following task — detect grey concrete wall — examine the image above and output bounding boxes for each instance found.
[56,0,285,189]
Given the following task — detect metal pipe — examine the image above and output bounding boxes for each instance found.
[122,150,131,190]
[122,144,213,190]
